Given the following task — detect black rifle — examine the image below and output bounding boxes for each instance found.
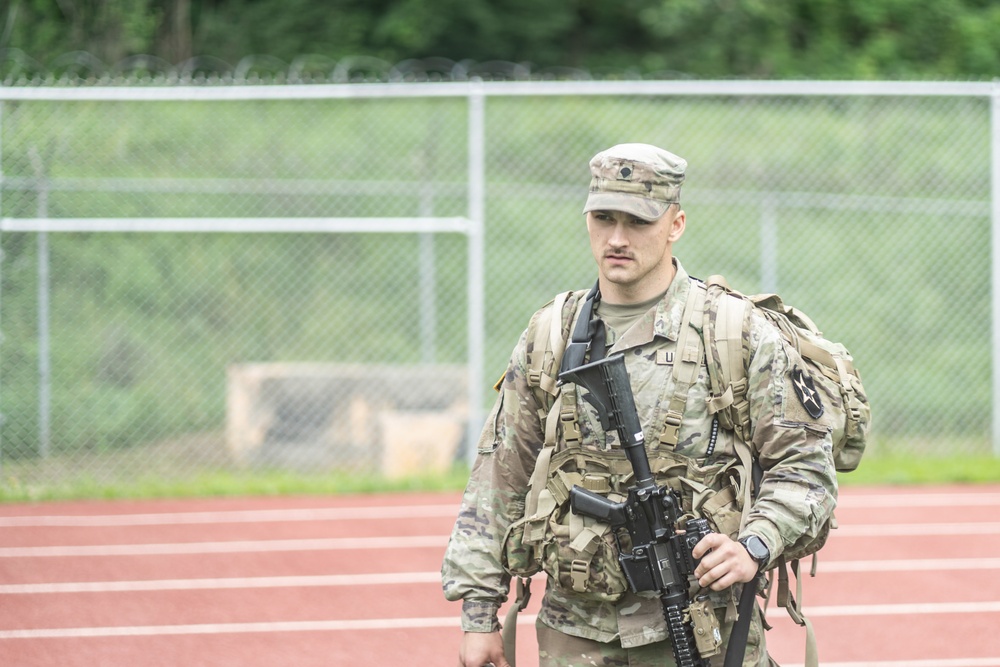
[559,353,714,667]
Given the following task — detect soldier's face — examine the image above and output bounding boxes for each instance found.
[586,206,685,303]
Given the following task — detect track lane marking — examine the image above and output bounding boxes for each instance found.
[0,572,442,593]
[0,491,997,528]
[1,601,998,639]
[836,522,1000,536]
[785,660,1000,667]
[3,521,999,558]
[0,504,460,527]
[836,492,1000,508]
[0,535,447,557]
[819,557,1000,572]
[3,557,998,593]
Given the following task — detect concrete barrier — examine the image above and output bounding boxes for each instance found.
[226,363,467,476]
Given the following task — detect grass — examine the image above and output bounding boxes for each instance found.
[2,454,998,504]
[842,454,1000,486]
[0,465,474,503]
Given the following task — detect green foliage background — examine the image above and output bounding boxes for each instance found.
[3,0,1000,79]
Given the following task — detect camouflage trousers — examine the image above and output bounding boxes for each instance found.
[535,608,774,667]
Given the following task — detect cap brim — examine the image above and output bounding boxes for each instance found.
[583,192,671,222]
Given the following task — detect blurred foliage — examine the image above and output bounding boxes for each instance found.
[2,0,1000,79]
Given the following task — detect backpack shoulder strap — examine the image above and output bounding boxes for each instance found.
[525,290,573,399]
[658,278,707,448]
[703,275,754,442]
[520,289,590,537]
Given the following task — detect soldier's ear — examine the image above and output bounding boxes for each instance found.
[668,208,686,243]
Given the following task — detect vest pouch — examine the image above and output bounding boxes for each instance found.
[681,456,747,539]
[501,512,543,578]
[542,504,629,603]
[693,482,743,539]
[834,371,869,472]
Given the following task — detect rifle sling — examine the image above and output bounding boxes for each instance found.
[723,574,760,667]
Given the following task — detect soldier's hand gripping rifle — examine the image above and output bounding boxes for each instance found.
[559,353,720,667]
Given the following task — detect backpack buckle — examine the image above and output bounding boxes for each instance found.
[570,559,591,592]
[660,411,682,446]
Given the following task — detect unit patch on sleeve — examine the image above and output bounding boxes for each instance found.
[791,366,825,419]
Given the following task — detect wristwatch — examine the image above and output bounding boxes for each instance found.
[739,535,770,573]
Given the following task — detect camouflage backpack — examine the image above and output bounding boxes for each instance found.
[698,275,871,666]
[701,274,869,481]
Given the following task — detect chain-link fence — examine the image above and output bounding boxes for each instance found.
[1,79,997,492]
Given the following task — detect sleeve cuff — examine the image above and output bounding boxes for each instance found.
[461,599,502,633]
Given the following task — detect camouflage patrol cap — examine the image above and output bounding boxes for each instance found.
[583,143,687,221]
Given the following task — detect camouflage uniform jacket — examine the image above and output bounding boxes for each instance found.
[441,260,838,648]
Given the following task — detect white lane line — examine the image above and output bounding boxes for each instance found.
[2,601,999,639]
[0,617,459,638]
[0,535,447,558]
[2,522,998,558]
[3,557,998,594]
[819,557,1000,572]
[0,572,442,594]
[784,660,1000,667]
[1,489,996,528]
[802,601,1000,616]
[837,492,1000,508]
[0,504,460,527]
[836,522,1000,537]
[4,521,997,559]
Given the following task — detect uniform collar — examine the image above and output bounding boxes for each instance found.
[607,259,691,353]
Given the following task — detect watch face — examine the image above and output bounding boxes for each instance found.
[743,536,768,561]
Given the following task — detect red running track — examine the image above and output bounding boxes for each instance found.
[1,485,999,667]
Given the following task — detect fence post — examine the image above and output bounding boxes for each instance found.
[466,81,486,464]
[992,80,1000,456]
[28,147,51,459]
[0,99,4,473]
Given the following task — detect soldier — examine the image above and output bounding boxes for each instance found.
[442,143,838,667]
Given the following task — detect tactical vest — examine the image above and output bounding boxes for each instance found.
[502,282,751,597]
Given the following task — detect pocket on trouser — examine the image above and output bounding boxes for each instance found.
[742,606,771,667]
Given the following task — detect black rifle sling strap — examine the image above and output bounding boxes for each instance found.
[724,575,759,667]
[723,455,766,667]
[559,281,604,375]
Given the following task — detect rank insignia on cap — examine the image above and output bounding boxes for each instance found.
[792,367,824,419]
[617,166,633,180]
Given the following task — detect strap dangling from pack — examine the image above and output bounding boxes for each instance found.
[501,576,533,667]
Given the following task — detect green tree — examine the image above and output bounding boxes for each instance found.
[2,0,1000,78]
[639,0,1000,78]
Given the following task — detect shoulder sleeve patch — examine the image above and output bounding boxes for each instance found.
[791,366,825,419]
